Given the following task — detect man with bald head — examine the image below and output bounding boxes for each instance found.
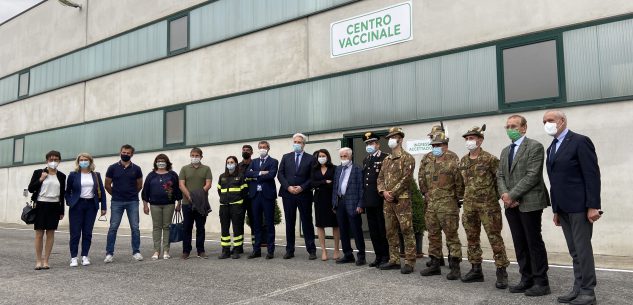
[543,110,601,305]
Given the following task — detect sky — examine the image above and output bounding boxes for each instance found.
[0,0,42,24]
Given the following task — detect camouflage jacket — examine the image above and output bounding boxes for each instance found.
[459,149,499,204]
[418,150,464,205]
[377,149,415,199]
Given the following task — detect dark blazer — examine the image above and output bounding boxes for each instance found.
[546,130,601,213]
[245,156,279,200]
[277,151,316,201]
[28,168,66,216]
[65,171,107,211]
[331,164,364,209]
[362,151,388,208]
[497,137,550,212]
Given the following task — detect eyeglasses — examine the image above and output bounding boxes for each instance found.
[98,215,108,222]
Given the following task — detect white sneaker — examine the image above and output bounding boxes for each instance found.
[104,254,113,263]
[163,252,171,260]
[81,256,91,266]
[133,253,144,261]
[69,257,78,267]
[151,253,159,260]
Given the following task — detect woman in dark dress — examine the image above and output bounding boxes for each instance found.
[311,149,340,261]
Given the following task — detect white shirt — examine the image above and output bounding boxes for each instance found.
[37,174,60,202]
[511,135,526,160]
[80,173,95,199]
[339,163,353,196]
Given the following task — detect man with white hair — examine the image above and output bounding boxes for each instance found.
[331,147,366,265]
[277,133,317,260]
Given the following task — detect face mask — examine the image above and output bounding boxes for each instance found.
[506,129,522,142]
[544,122,558,136]
[120,154,131,162]
[47,161,58,169]
[388,138,398,149]
[318,157,327,165]
[226,163,236,171]
[366,145,376,154]
[258,149,268,158]
[79,161,90,169]
[465,140,478,151]
[341,159,351,166]
[432,146,444,157]
[292,143,302,153]
[191,157,201,164]
[156,162,167,169]
[242,151,251,160]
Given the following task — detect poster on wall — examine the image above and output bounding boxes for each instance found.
[330,1,413,57]
[406,139,432,155]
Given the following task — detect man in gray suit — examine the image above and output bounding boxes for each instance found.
[497,114,551,297]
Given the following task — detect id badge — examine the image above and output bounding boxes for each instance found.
[257,185,262,191]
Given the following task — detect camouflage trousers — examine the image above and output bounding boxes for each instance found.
[462,201,509,268]
[384,199,416,266]
[426,205,462,259]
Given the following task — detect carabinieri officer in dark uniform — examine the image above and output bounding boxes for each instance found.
[362,132,390,267]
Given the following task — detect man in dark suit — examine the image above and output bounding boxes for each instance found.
[497,114,551,297]
[332,147,366,266]
[245,141,279,259]
[543,110,601,305]
[277,133,317,260]
[362,132,390,267]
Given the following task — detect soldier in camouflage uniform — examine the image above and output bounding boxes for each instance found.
[419,124,464,280]
[459,125,510,289]
[376,127,417,274]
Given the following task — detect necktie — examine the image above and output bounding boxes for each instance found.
[295,153,301,172]
[549,138,559,164]
[338,166,348,196]
[260,158,264,167]
[508,143,517,169]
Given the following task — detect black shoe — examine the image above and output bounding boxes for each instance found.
[232,246,244,254]
[379,262,400,270]
[219,248,231,259]
[265,253,274,259]
[569,294,596,305]
[509,281,534,293]
[446,256,461,281]
[355,257,366,266]
[401,264,414,274]
[231,252,240,259]
[495,267,508,289]
[426,257,446,267]
[248,252,262,259]
[461,263,484,283]
[557,290,579,303]
[524,285,551,297]
[283,252,295,259]
[308,252,317,260]
[369,260,381,267]
[420,256,441,276]
[336,256,355,264]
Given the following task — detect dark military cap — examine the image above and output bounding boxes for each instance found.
[362,132,380,143]
[462,124,486,138]
[386,127,405,139]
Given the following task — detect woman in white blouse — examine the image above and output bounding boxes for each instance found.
[65,153,107,267]
[27,151,66,270]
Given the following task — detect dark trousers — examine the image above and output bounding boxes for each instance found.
[282,197,316,254]
[560,212,596,295]
[337,204,366,259]
[505,207,549,286]
[252,193,275,254]
[219,204,245,249]
[365,203,389,261]
[182,204,207,254]
[69,198,98,257]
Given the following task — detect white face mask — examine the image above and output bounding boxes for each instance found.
[465,140,478,151]
[47,161,59,169]
[156,162,167,169]
[226,163,236,171]
[341,159,351,166]
[258,149,268,158]
[388,138,398,149]
[544,122,558,136]
[318,157,327,165]
[191,157,201,164]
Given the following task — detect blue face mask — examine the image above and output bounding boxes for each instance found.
[79,161,90,169]
[366,145,376,154]
[432,146,444,157]
[292,143,302,153]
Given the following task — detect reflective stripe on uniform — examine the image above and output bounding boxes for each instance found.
[220,235,231,247]
[233,235,244,246]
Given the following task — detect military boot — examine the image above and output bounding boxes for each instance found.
[426,256,445,267]
[419,256,441,276]
[495,267,508,289]
[446,256,462,280]
[461,263,484,283]
[218,247,230,259]
[232,245,244,254]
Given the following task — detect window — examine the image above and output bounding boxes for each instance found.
[13,138,24,164]
[18,71,29,98]
[169,15,189,54]
[164,109,185,146]
[499,38,565,105]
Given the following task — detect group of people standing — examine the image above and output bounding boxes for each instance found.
[26,109,601,305]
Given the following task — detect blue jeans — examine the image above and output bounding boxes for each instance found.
[106,200,140,255]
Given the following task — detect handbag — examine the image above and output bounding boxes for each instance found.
[21,201,37,224]
[168,210,184,243]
